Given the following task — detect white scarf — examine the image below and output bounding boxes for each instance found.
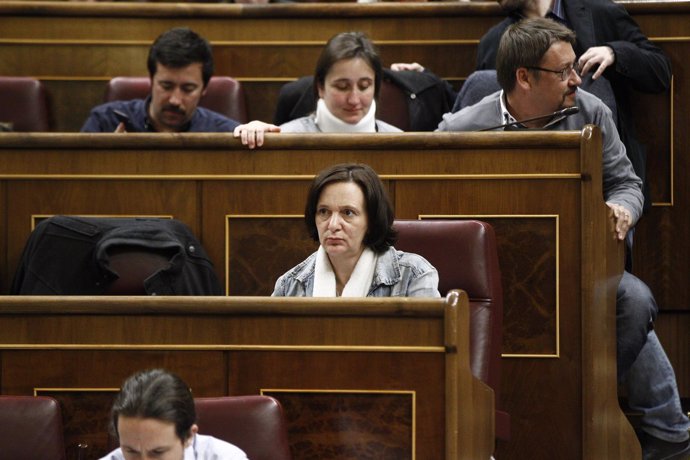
[314,98,377,133]
[312,245,378,297]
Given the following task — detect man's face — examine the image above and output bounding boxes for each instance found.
[148,62,206,132]
[527,41,582,116]
[117,416,195,460]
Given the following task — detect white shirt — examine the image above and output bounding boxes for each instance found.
[99,433,249,460]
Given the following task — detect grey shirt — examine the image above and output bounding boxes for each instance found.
[280,114,402,133]
[272,246,440,298]
[437,89,644,224]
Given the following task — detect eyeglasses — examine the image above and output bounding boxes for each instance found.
[526,61,581,81]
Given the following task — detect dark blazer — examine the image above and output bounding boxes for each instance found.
[476,0,672,209]
[11,216,223,295]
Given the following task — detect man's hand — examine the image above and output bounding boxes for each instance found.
[578,46,615,80]
[114,122,127,133]
[233,120,281,149]
[606,202,633,241]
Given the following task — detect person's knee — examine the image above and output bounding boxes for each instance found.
[617,272,658,325]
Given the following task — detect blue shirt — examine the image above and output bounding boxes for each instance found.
[81,97,239,133]
[272,246,441,298]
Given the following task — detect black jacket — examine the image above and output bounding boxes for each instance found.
[476,0,672,210]
[11,216,222,295]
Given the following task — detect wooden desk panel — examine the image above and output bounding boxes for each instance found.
[0,131,636,459]
[0,294,492,460]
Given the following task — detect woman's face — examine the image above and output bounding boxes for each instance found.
[315,181,369,262]
[318,57,376,125]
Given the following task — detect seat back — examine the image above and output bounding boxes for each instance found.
[393,219,510,441]
[0,77,52,131]
[452,70,501,113]
[104,76,248,123]
[377,76,410,131]
[0,396,67,460]
[195,396,291,460]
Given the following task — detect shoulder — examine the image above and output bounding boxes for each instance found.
[378,247,437,278]
[91,99,144,113]
[194,434,249,460]
[98,448,124,460]
[375,119,403,132]
[280,116,317,132]
[81,99,146,132]
[192,107,240,132]
[480,18,512,46]
[577,0,626,15]
[394,249,438,275]
[273,252,317,296]
[437,91,501,132]
[573,89,614,124]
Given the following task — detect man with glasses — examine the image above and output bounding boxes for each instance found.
[438,18,690,460]
[476,0,671,211]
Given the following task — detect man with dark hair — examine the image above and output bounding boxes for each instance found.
[476,0,671,211]
[100,369,248,460]
[439,18,689,460]
[82,28,239,133]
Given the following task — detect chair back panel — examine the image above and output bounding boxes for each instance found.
[0,77,52,131]
[393,219,510,440]
[0,396,67,460]
[195,396,291,460]
[105,76,248,123]
[377,77,410,131]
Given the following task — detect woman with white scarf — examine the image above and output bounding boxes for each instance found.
[235,32,401,149]
[272,163,439,298]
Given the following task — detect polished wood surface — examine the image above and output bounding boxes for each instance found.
[0,3,687,401]
[0,292,494,460]
[0,130,636,459]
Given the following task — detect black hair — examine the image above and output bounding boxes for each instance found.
[304,163,396,253]
[147,27,214,88]
[313,32,383,101]
[110,369,196,443]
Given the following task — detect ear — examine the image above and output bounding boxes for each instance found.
[184,424,199,447]
[317,82,325,99]
[515,67,533,91]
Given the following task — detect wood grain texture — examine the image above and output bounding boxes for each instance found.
[0,130,636,458]
[0,295,493,460]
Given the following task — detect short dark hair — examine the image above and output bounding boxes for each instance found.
[313,32,383,101]
[496,18,576,92]
[147,27,214,88]
[304,163,396,253]
[111,369,196,443]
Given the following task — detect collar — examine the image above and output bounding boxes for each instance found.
[371,247,401,287]
[314,98,377,133]
[499,91,520,128]
[500,91,570,129]
[547,0,569,25]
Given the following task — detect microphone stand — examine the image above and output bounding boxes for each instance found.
[479,106,580,131]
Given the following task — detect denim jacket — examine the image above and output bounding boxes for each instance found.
[272,246,440,298]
